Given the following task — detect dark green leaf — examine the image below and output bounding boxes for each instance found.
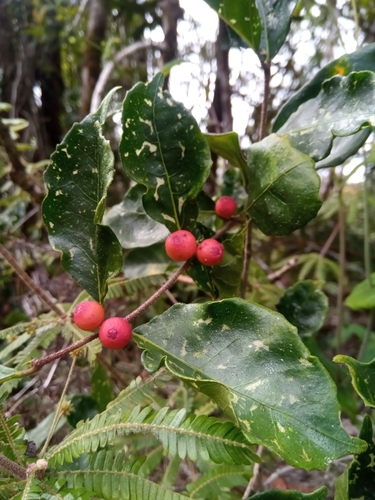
[333,354,375,407]
[134,298,366,469]
[91,361,115,412]
[277,281,328,338]
[334,415,374,500]
[315,128,371,169]
[274,42,375,131]
[247,134,322,235]
[250,487,328,500]
[255,0,298,61]
[345,273,375,310]
[123,242,174,280]
[43,88,122,302]
[120,72,211,232]
[278,71,375,161]
[104,185,169,249]
[203,0,261,50]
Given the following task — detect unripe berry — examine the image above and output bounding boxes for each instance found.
[99,317,132,349]
[215,196,237,219]
[73,301,105,331]
[196,239,224,266]
[165,230,197,261]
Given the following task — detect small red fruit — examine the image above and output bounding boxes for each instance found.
[165,230,197,261]
[99,317,132,349]
[196,239,224,266]
[215,196,237,219]
[73,301,105,331]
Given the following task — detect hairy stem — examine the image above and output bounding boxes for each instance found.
[39,357,77,457]
[0,243,65,318]
[0,453,27,480]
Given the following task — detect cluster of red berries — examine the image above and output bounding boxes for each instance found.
[73,301,132,350]
[165,196,237,266]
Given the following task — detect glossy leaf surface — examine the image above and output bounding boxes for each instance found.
[104,185,169,249]
[43,89,122,302]
[250,487,328,500]
[120,73,211,232]
[255,0,298,61]
[247,135,321,235]
[278,71,375,161]
[274,42,375,130]
[204,132,248,184]
[334,415,374,500]
[345,272,375,310]
[333,355,375,407]
[134,298,366,469]
[277,281,328,338]
[315,129,371,169]
[203,0,261,50]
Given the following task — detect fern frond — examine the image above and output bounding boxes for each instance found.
[55,449,188,500]
[46,405,258,467]
[13,325,60,369]
[0,410,26,463]
[0,333,30,362]
[0,316,59,340]
[186,464,250,499]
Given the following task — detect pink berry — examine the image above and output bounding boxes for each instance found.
[73,301,105,331]
[196,239,224,266]
[99,317,133,349]
[215,196,237,219]
[165,230,197,261]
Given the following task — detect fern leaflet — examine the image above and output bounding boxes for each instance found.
[186,464,250,498]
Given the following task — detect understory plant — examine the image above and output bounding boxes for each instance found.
[1,1,375,499]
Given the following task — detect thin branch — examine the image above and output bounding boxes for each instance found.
[320,222,339,258]
[336,184,346,354]
[268,257,299,283]
[90,41,164,112]
[97,353,129,388]
[259,62,271,141]
[0,454,27,480]
[0,120,45,204]
[240,218,252,299]
[242,445,263,498]
[0,243,65,318]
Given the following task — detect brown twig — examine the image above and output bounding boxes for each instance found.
[242,445,264,498]
[268,257,299,283]
[212,217,241,241]
[0,453,27,480]
[240,218,252,299]
[259,62,271,141]
[0,120,45,204]
[320,222,339,258]
[0,243,65,318]
[97,353,129,388]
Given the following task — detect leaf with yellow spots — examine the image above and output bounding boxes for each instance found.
[134,298,366,470]
[43,88,122,303]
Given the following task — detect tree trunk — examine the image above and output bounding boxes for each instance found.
[159,0,184,89]
[80,0,108,118]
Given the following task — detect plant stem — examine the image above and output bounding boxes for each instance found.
[240,218,252,299]
[39,357,76,457]
[242,445,263,498]
[336,183,346,354]
[0,453,27,480]
[358,308,375,362]
[259,62,271,141]
[0,243,65,318]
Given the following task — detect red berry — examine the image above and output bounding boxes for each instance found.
[165,230,197,261]
[215,196,237,219]
[99,317,132,349]
[73,301,105,331]
[196,239,224,266]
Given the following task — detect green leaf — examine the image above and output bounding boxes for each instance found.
[134,299,366,470]
[123,242,174,280]
[333,354,375,407]
[345,273,375,310]
[43,88,122,302]
[57,449,188,500]
[247,134,322,235]
[276,281,328,338]
[203,0,261,50]
[334,415,374,500]
[315,128,371,169]
[120,72,212,232]
[255,0,298,61]
[46,405,259,466]
[278,71,375,162]
[104,185,169,249]
[91,361,115,412]
[273,42,375,131]
[186,464,250,499]
[204,132,248,185]
[250,487,328,499]
[0,365,17,383]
